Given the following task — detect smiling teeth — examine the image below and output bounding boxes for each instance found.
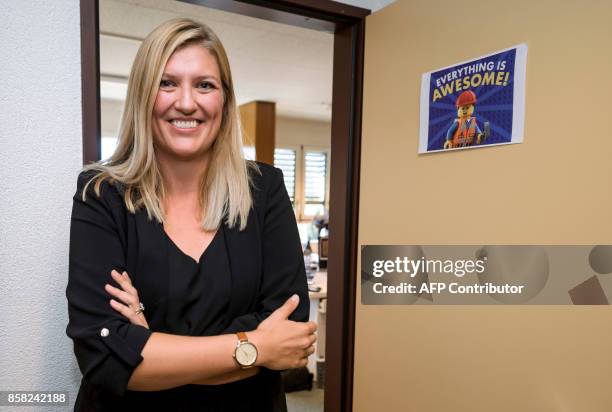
[171,120,198,129]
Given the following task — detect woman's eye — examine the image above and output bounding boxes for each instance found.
[198,81,215,90]
[159,79,174,88]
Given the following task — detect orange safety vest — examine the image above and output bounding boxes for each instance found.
[452,117,477,147]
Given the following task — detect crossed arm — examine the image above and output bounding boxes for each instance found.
[105,269,262,387]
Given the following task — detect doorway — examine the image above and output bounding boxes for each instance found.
[80,1,367,410]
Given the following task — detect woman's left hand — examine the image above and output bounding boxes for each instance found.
[105,269,149,329]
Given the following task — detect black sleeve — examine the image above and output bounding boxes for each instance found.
[223,166,310,333]
[65,172,152,396]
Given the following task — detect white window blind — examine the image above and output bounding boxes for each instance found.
[303,150,327,216]
[273,148,296,203]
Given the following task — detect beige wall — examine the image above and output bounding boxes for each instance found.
[276,115,331,149]
[355,1,612,411]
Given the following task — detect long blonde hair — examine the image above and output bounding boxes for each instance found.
[81,18,258,231]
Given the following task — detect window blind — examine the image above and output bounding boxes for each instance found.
[273,148,296,203]
[303,150,327,216]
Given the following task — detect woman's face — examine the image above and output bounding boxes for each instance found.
[152,43,224,161]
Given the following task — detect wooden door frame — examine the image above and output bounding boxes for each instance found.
[80,1,367,411]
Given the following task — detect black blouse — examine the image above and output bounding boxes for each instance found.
[163,226,231,337]
[66,161,308,411]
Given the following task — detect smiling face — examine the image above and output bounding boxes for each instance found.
[457,104,474,119]
[151,43,225,161]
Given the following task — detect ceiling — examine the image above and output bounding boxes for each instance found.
[100,0,393,121]
[337,0,395,11]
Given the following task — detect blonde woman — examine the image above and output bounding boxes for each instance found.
[66,18,316,411]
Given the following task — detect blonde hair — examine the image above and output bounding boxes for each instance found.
[81,18,259,231]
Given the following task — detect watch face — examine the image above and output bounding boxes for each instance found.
[236,342,258,366]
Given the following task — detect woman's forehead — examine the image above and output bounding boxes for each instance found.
[164,44,220,78]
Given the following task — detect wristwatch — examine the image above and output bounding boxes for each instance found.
[233,331,258,369]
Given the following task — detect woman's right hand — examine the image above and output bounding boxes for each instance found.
[106,269,150,330]
[249,294,317,370]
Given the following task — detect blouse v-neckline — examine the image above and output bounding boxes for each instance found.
[162,225,221,266]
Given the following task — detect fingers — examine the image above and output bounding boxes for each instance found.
[107,269,141,306]
[110,298,134,319]
[110,270,138,295]
[293,346,314,368]
[308,333,317,347]
[305,321,317,334]
[268,294,299,321]
[109,298,149,329]
[303,344,315,358]
[105,283,138,307]
[291,345,315,369]
[107,270,149,329]
[106,269,142,310]
[297,333,317,349]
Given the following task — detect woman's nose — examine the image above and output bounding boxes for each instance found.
[175,86,197,113]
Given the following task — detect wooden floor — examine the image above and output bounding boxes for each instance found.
[286,388,324,412]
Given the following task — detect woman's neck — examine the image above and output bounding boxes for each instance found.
[156,149,211,199]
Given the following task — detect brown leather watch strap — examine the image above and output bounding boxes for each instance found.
[236,331,248,343]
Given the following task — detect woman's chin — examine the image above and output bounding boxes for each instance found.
[162,145,209,161]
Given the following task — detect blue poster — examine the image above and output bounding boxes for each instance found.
[419,44,527,153]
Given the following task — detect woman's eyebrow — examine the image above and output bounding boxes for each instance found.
[195,75,220,82]
[161,73,220,82]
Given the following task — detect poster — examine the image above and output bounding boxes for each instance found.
[419,44,528,153]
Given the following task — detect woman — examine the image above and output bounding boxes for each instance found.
[66,18,316,411]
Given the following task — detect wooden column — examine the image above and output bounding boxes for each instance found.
[239,101,276,165]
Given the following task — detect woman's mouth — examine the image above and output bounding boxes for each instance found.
[169,119,202,130]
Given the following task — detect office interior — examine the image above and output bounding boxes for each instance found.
[2,0,612,411]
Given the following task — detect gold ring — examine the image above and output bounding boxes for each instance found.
[134,302,145,315]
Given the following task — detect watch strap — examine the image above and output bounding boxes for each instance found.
[236,331,248,343]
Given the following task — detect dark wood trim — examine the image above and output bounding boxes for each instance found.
[249,0,370,19]
[80,0,101,165]
[181,0,368,31]
[326,18,365,412]
[80,1,367,411]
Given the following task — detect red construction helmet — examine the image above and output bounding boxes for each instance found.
[455,90,477,107]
